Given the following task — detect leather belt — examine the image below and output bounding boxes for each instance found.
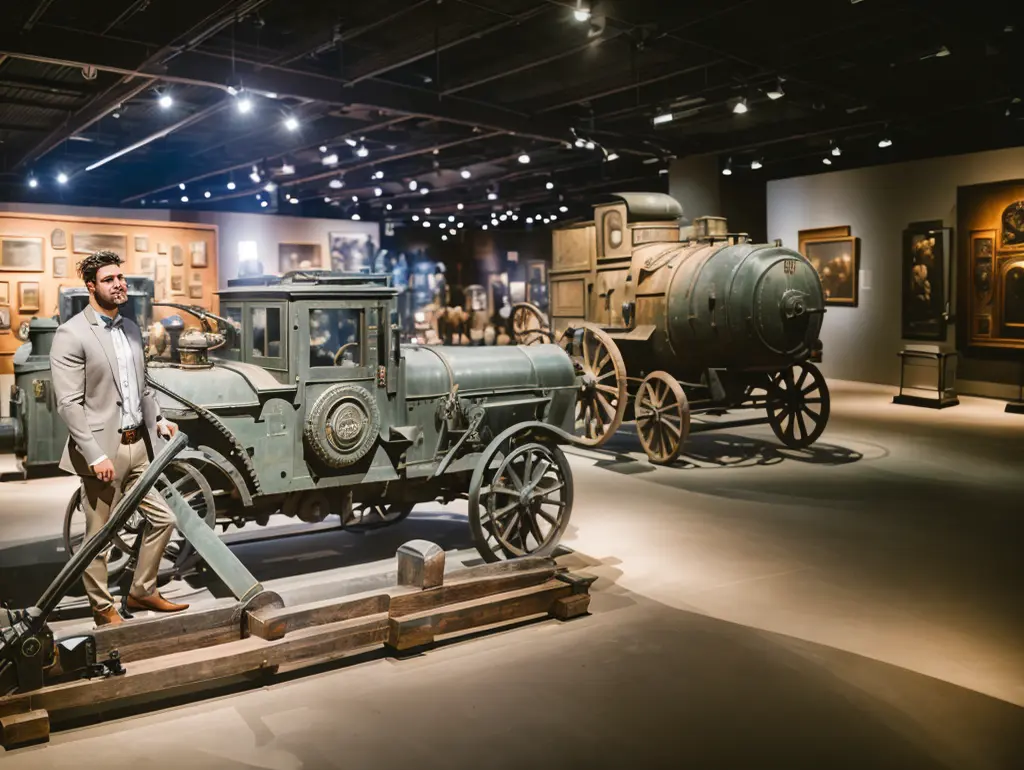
[120,425,144,445]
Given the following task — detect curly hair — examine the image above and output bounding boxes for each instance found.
[76,250,122,286]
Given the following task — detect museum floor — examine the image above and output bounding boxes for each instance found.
[1,380,1022,769]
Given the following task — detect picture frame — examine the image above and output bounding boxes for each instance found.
[279,242,323,273]
[190,241,207,268]
[171,245,184,266]
[0,307,9,333]
[139,256,156,275]
[50,228,66,250]
[52,255,68,278]
[71,232,127,257]
[0,237,45,272]
[803,236,859,306]
[157,242,168,255]
[902,221,950,340]
[18,282,40,313]
[188,283,203,299]
[170,275,184,293]
[0,281,8,306]
[134,235,150,252]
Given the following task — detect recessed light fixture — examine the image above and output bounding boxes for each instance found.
[482,225,488,231]
[412,215,420,222]
[284,116,299,131]
[448,215,456,222]
[324,197,331,203]
[386,203,393,211]
[526,217,534,224]
[352,195,359,202]
[442,234,448,241]
[290,198,299,204]
[423,221,431,228]
[420,187,429,195]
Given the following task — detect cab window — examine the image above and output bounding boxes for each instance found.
[218,305,243,357]
[310,308,363,368]
[252,306,282,358]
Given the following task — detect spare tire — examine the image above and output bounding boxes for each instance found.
[304,384,380,468]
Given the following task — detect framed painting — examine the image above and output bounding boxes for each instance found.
[328,233,373,272]
[804,236,859,306]
[50,228,66,250]
[190,241,207,268]
[0,237,45,272]
[157,242,168,255]
[171,245,184,266]
[139,256,156,275]
[188,283,203,299]
[52,255,68,278]
[0,281,7,305]
[0,307,9,333]
[901,220,950,340]
[71,233,127,256]
[279,242,322,273]
[170,275,184,293]
[134,235,150,253]
[18,282,40,313]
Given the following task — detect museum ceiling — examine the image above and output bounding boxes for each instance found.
[0,0,1019,224]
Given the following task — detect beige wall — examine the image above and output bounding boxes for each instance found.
[767,146,1024,398]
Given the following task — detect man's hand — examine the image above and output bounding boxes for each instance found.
[92,458,115,483]
[157,419,178,438]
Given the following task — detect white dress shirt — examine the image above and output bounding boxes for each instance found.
[90,313,145,466]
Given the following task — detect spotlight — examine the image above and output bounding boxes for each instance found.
[482,225,488,231]
[355,145,369,158]
[372,170,384,180]
[500,214,508,221]
[487,192,498,201]
[442,235,448,241]
[260,200,268,208]
[766,78,785,100]
[57,172,68,185]
[518,153,531,164]
[28,177,38,188]
[511,214,519,221]
[551,214,558,220]
[423,221,431,228]
[733,97,749,114]
[409,180,418,191]
[386,204,393,211]
[424,207,432,215]
[420,187,429,195]
[559,205,568,212]
[227,181,236,190]
[279,163,294,176]
[751,159,763,170]
[461,169,472,179]
[457,203,464,210]
[822,157,832,165]
[374,187,382,197]
[322,153,339,165]
[450,228,456,235]
[878,137,893,148]
[290,198,299,204]
[832,145,842,157]
[204,191,211,198]
[236,96,253,114]
[585,141,595,150]
[179,182,186,190]
[412,215,420,222]
[352,214,361,220]
[319,145,328,153]
[722,158,733,176]
[249,166,261,183]
[546,181,554,190]
[329,179,344,189]
[606,152,620,161]
[573,2,591,22]
[181,195,189,202]
[653,112,674,125]
[448,215,456,222]
[352,195,359,202]
[344,138,358,147]
[574,138,587,147]
[158,94,173,109]
[527,217,534,224]
[264,182,277,192]
[324,197,331,203]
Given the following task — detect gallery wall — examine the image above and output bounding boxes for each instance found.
[767,146,1024,397]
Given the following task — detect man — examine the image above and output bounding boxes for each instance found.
[50,251,189,626]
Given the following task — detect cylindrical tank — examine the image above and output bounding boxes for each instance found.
[632,241,825,373]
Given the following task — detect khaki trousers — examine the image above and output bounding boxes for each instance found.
[80,438,175,611]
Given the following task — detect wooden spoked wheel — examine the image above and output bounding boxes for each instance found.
[344,502,414,533]
[468,441,573,562]
[634,371,691,464]
[766,362,831,449]
[567,324,628,446]
[62,460,216,586]
[511,302,551,346]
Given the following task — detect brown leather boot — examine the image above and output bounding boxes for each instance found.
[93,606,124,627]
[127,592,189,613]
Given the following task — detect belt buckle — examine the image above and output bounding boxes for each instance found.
[122,427,139,444]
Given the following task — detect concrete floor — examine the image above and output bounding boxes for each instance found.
[1,380,1023,769]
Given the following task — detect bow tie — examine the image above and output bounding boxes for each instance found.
[99,315,124,330]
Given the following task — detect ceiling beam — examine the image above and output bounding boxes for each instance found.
[0,22,669,158]
[22,0,57,32]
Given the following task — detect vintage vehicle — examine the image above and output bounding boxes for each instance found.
[53,271,579,580]
[512,192,830,464]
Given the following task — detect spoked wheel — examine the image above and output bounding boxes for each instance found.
[635,371,691,464]
[511,302,552,346]
[563,323,628,446]
[344,502,414,533]
[766,362,831,449]
[62,459,216,587]
[468,439,573,563]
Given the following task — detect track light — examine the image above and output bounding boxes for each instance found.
[260,200,268,208]
[179,182,186,190]
[420,187,429,195]
[423,221,431,228]
[204,191,211,198]
[386,203,393,211]
[457,222,464,229]
[551,214,558,221]
[372,170,384,180]
[409,180,418,191]
[181,195,189,202]
[831,145,842,157]
[324,197,331,203]
[158,94,173,109]
[281,163,295,175]
[284,116,299,131]
[573,1,591,22]
[448,215,456,222]
[264,182,277,192]
[412,215,420,222]
[56,172,68,185]
[236,96,253,114]
[374,187,382,197]
[461,169,472,179]
[822,157,832,165]
[732,97,748,114]
[319,145,328,153]
[249,166,261,183]
[750,159,763,170]
[352,195,359,202]
[442,235,448,241]
[28,177,38,188]
[526,217,534,224]
[322,153,339,166]
[487,192,498,200]
[482,225,488,231]
[559,205,568,213]
[290,198,299,204]
[355,145,369,158]
[606,152,620,161]
[457,203,464,210]
[424,208,432,215]
[329,178,344,189]
[546,181,554,190]
[227,181,236,190]
[585,140,595,150]
[766,78,785,100]
[878,137,893,148]
[722,158,733,176]
[518,153,531,164]
[653,112,674,125]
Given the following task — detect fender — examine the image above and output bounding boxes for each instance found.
[179,445,255,508]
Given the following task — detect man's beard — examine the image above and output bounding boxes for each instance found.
[95,289,127,311]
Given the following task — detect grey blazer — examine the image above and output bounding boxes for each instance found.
[50,305,163,476]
